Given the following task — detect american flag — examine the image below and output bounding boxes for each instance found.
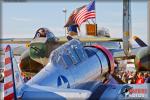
[64,5,86,27]
[73,0,96,26]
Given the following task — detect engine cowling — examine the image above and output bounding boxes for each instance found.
[134,47,150,71]
[84,45,114,82]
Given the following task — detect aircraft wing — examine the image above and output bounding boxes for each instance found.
[0,38,32,44]
[0,36,122,56]
[0,38,31,56]
[111,47,146,60]
[22,84,91,100]
[0,46,28,56]
[58,36,122,43]
[0,36,122,44]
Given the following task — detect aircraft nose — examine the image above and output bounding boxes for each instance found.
[134,47,150,71]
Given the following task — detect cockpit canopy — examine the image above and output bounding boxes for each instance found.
[50,39,88,68]
[43,28,56,39]
[34,28,56,41]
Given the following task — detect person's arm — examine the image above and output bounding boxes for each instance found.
[67,27,70,33]
[77,25,80,32]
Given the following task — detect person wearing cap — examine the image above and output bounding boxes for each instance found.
[33,28,56,40]
[67,24,80,36]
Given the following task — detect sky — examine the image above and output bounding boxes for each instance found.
[2,1,148,43]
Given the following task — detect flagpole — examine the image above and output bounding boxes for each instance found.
[91,19,95,24]
[94,0,97,35]
[87,20,90,24]
[63,8,67,36]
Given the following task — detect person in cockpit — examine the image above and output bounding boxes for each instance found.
[33,28,57,41]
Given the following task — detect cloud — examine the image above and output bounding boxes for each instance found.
[11,17,31,22]
[50,27,66,36]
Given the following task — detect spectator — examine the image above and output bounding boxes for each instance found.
[67,24,80,36]
[136,72,145,84]
[145,77,150,83]
[145,72,150,83]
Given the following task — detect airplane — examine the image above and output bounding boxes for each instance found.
[2,0,150,99]
[4,39,136,100]
[133,36,150,71]
[0,32,123,74]
[111,0,150,72]
[1,0,150,76]
[3,39,150,100]
[112,36,150,72]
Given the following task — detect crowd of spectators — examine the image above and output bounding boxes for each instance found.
[115,70,150,84]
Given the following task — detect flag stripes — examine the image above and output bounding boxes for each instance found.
[73,0,95,26]
[4,45,15,100]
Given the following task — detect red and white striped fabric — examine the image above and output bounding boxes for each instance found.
[64,5,86,27]
[4,45,15,100]
[73,7,95,26]
[73,0,96,26]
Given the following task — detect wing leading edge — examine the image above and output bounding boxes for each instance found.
[22,85,91,100]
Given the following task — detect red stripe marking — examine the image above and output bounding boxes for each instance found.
[5,46,11,52]
[5,57,11,65]
[4,81,13,90]
[4,69,12,77]
[4,93,14,100]
[91,45,114,74]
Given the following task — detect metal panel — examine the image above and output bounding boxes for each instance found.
[70,55,101,87]
[96,50,109,77]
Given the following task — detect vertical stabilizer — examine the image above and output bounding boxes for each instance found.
[4,45,24,100]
